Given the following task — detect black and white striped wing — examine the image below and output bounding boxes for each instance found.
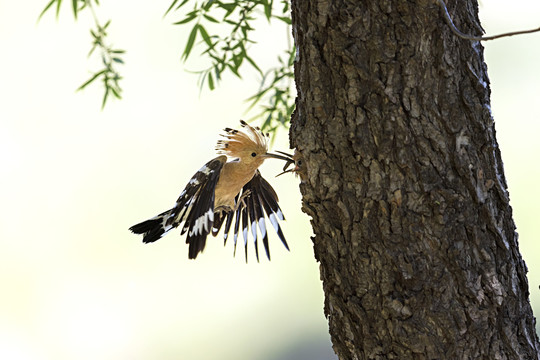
[129,155,226,259]
[222,170,289,261]
[177,156,226,259]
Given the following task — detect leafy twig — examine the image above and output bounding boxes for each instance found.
[39,0,125,109]
[168,0,295,132]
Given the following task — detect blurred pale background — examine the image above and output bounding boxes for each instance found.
[0,1,538,359]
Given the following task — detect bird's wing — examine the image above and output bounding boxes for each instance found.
[178,155,227,259]
[221,170,289,262]
[130,155,226,259]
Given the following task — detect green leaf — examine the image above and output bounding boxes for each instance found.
[56,0,63,18]
[77,69,106,91]
[202,14,219,23]
[231,52,243,69]
[165,0,189,16]
[219,3,237,18]
[198,25,212,46]
[173,14,197,25]
[102,86,110,109]
[245,54,262,75]
[110,86,122,99]
[274,16,291,25]
[88,43,98,57]
[112,57,124,64]
[72,0,78,19]
[38,0,58,20]
[182,24,199,61]
[165,0,180,15]
[208,72,215,90]
[202,0,216,11]
[227,63,241,78]
[280,0,289,13]
[263,0,272,21]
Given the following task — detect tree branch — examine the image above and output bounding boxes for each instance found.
[436,0,540,41]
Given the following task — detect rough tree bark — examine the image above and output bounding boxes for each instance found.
[289,0,539,359]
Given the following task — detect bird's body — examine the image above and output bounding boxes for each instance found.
[129,120,292,260]
[214,159,257,210]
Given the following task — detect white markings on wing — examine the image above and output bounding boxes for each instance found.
[268,212,280,233]
[258,216,266,239]
[251,219,257,242]
[190,208,214,236]
[198,164,212,175]
[242,224,248,246]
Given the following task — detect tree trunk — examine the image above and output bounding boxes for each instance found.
[289,0,539,358]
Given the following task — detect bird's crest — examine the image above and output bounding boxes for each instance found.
[216,120,268,158]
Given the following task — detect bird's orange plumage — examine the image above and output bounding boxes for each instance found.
[129,120,294,260]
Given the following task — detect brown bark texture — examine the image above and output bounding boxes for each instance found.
[289,0,539,359]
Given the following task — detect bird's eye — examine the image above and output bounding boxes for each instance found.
[251,152,257,157]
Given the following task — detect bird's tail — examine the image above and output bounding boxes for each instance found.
[129,208,177,243]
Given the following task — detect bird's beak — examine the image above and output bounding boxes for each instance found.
[263,151,294,162]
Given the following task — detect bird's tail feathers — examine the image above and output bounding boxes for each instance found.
[129,208,177,243]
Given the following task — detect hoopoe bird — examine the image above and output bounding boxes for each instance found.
[129,120,294,261]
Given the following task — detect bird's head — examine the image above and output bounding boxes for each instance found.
[216,120,291,167]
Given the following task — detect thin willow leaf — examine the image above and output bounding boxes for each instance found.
[227,63,241,78]
[203,14,219,23]
[231,53,243,69]
[245,54,262,75]
[77,70,107,91]
[174,14,197,25]
[220,3,237,18]
[101,86,110,109]
[110,86,122,99]
[165,0,180,15]
[280,0,289,13]
[274,16,291,25]
[198,25,212,47]
[263,0,272,21]
[56,0,63,18]
[198,71,207,93]
[202,0,216,11]
[38,0,58,20]
[88,43,98,56]
[182,25,199,61]
[208,71,215,90]
[72,0,78,19]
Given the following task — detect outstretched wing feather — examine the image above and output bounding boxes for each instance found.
[177,156,226,259]
[224,170,288,261]
[254,172,289,251]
